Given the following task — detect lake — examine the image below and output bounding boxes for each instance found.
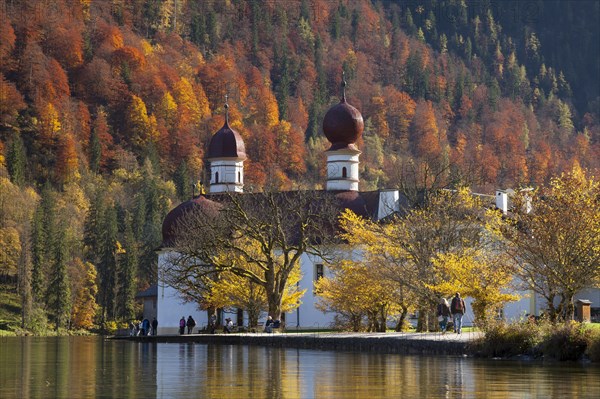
[0,336,599,398]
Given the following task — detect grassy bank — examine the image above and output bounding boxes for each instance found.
[474,319,600,362]
[0,283,21,336]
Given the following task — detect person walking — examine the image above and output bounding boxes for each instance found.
[451,292,466,334]
[437,297,451,334]
[186,315,196,334]
[141,318,150,336]
[151,317,158,335]
[179,316,186,335]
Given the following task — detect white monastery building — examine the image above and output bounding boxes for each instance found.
[148,90,598,335]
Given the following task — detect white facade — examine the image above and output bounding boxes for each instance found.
[326,149,361,191]
[209,159,244,193]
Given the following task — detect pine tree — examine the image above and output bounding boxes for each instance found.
[89,124,101,174]
[117,215,137,321]
[47,226,71,331]
[174,160,191,201]
[98,203,118,323]
[84,191,104,265]
[30,205,46,304]
[6,132,27,186]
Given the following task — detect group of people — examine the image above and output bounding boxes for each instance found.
[179,315,196,334]
[129,317,158,336]
[437,293,467,334]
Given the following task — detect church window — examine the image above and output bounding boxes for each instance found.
[215,172,219,183]
[315,264,324,280]
[342,167,347,178]
[238,171,241,182]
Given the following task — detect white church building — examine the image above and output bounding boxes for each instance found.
[148,91,598,335]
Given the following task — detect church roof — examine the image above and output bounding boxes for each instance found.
[161,195,221,247]
[160,190,407,248]
[322,98,364,151]
[207,120,246,160]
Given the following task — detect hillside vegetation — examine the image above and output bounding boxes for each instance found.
[0,0,598,333]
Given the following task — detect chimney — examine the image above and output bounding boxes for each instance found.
[496,190,508,214]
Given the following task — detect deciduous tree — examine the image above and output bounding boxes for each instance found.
[167,190,339,321]
[502,165,600,321]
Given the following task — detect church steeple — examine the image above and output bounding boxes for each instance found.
[207,95,246,193]
[322,71,364,191]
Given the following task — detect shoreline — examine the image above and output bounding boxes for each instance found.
[110,331,482,356]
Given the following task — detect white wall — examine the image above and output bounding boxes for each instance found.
[286,252,336,329]
[157,251,208,334]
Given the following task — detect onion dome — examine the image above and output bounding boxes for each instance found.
[322,73,364,150]
[207,98,246,160]
[161,196,221,247]
[207,120,246,160]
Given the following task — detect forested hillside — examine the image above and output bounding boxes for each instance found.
[0,0,598,332]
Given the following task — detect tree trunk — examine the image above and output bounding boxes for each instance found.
[267,292,283,325]
[395,306,408,332]
[351,314,362,332]
[416,307,428,332]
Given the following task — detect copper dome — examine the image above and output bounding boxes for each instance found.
[207,121,247,160]
[322,98,364,150]
[161,196,221,247]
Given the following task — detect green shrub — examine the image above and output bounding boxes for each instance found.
[540,321,590,361]
[477,320,543,358]
[25,307,49,336]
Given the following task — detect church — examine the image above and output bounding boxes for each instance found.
[146,87,598,334]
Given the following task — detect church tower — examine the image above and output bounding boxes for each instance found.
[322,73,364,191]
[207,97,246,193]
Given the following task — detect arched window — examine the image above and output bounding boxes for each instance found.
[215,172,219,183]
[342,167,347,178]
[238,172,241,182]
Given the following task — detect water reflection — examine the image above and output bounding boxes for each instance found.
[0,337,599,398]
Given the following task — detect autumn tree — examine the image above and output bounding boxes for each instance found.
[70,259,98,329]
[127,94,158,153]
[55,133,80,184]
[166,190,339,322]
[315,258,403,332]
[202,241,305,328]
[90,107,113,173]
[0,73,26,125]
[428,250,518,329]
[502,165,600,321]
[0,227,21,280]
[338,189,503,331]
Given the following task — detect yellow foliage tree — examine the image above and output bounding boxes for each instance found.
[428,250,519,329]
[173,77,210,126]
[204,246,305,328]
[338,188,508,331]
[503,164,600,321]
[315,259,402,332]
[0,227,21,278]
[127,94,159,151]
[38,102,61,145]
[71,259,99,329]
[156,91,178,129]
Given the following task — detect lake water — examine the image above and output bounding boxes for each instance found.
[0,336,599,398]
